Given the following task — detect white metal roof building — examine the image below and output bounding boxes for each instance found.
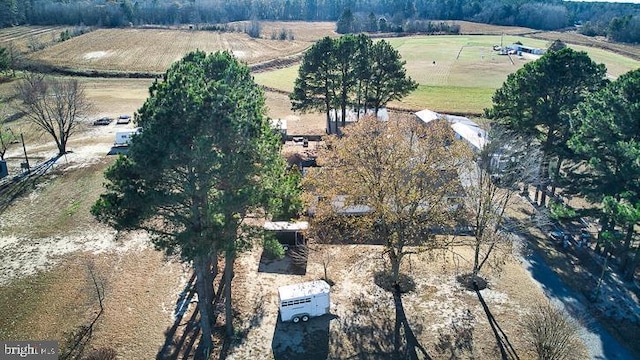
[415,109,488,152]
[450,122,488,151]
[263,221,309,232]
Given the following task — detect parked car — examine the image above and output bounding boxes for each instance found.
[93,117,113,126]
[548,229,565,242]
[116,115,131,124]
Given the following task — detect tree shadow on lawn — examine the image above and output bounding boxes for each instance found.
[473,283,520,360]
[329,280,434,360]
[157,272,202,360]
[272,313,336,360]
[510,213,640,358]
[0,155,60,213]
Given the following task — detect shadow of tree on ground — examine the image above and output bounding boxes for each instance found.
[474,283,520,360]
[331,282,434,359]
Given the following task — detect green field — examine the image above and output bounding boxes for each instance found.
[254,35,640,114]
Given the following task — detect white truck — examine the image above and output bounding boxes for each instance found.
[278,280,330,323]
[114,128,141,147]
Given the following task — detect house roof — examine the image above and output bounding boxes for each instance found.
[450,122,487,151]
[415,109,488,151]
[415,109,440,125]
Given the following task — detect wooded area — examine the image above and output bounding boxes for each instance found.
[1,0,640,43]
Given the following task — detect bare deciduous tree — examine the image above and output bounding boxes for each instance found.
[522,301,587,360]
[15,73,91,156]
[458,127,541,284]
[306,116,472,286]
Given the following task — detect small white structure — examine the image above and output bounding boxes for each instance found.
[278,280,331,323]
[269,118,287,137]
[415,108,440,125]
[450,121,487,152]
[114,128,141,147]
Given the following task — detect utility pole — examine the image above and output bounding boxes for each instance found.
[20,133,29,173]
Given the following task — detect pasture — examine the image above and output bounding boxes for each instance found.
[8,23,640,114]
[255,34,640,114]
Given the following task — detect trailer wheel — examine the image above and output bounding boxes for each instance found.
[302,315,309,322]
[292,316,300,323]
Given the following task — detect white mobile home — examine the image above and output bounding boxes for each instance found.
[278,280,330,323]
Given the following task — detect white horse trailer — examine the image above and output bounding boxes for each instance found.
[278,280,330,323]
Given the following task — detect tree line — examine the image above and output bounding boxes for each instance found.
[2,0,640,43]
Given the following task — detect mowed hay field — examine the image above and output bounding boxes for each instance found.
[27,22,337,74]
[256,34,640,113]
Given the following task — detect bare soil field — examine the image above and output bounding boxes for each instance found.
[27,22,337,74]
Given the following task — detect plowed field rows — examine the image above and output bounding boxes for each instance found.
[29,22,337,73]
[0,26,67,51]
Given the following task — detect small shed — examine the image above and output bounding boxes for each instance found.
[263,221,308,250]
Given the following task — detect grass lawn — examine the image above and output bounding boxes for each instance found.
[254,65,299,93]
[390,85,495,114]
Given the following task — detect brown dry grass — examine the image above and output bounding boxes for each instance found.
[0,158,112,237]
[229,242,550,359]
[0,240,187,359]
[454,20,536,35]
[28,22,337,74]
[0,25,69,52]
[530,30,640,60]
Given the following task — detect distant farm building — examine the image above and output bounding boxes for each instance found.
[503,44,545,56]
